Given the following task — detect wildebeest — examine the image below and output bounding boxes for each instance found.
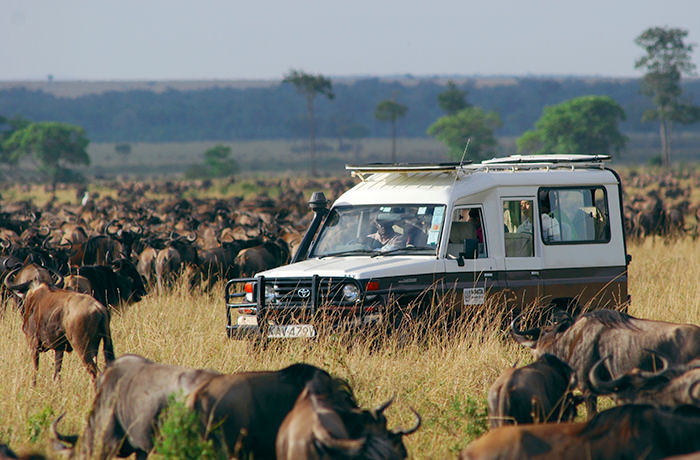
[511,309,700,415]
[276,371,420,460]
[77,258,147,309]
[7,281,114,382]
[487,354,581,427]
[234,238,290,278]
[0,443,46,460]
[51,353,220,460]
[460,404,700,460]
[589,354,700,407]
[185,362,330,459]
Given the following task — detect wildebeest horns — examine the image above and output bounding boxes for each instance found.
[588,353,670,394]
[392,407,422,436]
[509,315,541,348]
[372,396,421,436]
[50,414,78,453]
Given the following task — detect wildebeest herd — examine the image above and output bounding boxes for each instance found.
[1,172,700,459]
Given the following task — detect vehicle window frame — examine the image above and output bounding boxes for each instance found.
[537,186,611,245]
[502,198,535,258]
[309,203,447,257]
[447,205,488,259]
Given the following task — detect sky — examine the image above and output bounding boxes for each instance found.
[1,0,699,82]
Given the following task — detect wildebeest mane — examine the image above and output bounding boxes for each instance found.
[582,309,638,330]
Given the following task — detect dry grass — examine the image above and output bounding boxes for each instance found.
[1,237,699,458]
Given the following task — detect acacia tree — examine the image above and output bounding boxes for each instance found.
[516,96,628,155]
[283,69,334,176]
[635,27,700,167]
[437,80,469,115]
[427,107,502,162]
[2,121,90,191]
[374,97,408,163]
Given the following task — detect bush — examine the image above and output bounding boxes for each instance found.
[154,394,218,460]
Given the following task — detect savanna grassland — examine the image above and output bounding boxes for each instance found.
[1,236,699,459]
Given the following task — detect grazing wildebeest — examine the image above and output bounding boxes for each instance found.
[6,280,114,383]
[487,354,582,427]
[589,354,700,407]
[276,371,420,460]
[186,363,330,459]
[511,309,700,415]
[51,353,220,460]
[460,404,700,460]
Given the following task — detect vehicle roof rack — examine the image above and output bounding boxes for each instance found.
[346,162,470,173]
[481,154,611,164]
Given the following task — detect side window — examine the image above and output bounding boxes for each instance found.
[538,188,611,244]
[503,200,534,257]
[447,207,487,258]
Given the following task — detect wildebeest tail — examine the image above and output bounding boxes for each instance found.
[101,313,115,363]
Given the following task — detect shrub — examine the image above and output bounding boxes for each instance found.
[154,394,218,460]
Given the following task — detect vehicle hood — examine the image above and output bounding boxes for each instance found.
[256,256,443,280]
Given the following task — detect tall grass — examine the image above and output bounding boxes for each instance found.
[0,237,698,458]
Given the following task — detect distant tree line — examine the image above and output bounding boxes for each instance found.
[1,77,698,144]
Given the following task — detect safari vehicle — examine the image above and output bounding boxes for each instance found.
[225,154,630,339]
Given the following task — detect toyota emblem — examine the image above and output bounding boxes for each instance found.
[297,288,311,298]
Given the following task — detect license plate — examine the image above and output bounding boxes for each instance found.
[267,324,317,338]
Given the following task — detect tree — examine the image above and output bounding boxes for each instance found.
[516,96,628,155]
[0,115,31,169]
[437,80,469,114]
[185,144,238,179]
[2,121,90,191]
[283,69,334,176]
[114,143,132,156]
[374,97,408,163]
[635,26,700,167]
[427,107,502,162]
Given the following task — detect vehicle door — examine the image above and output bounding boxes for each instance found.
[442,206,504,309]
[502,198,543,309]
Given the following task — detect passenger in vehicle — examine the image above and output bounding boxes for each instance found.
[468,208,484,244]
[539,193,562,242]
[516,200,533,234]
[367,219,405,250]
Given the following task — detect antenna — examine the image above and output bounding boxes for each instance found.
[458,138,471,167]
[452,138,471,186]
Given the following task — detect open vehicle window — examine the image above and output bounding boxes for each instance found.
[503,199,534,257]
[310,204,445,257]
[447,207,488,259]
[538,188,610,244]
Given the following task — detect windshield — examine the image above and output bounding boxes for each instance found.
[309,204,446,257]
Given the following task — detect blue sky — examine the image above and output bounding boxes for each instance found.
[1,0,699,81]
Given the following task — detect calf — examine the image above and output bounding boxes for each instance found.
[487,354,581,427]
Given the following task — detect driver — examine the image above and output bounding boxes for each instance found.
[367,219,405,250]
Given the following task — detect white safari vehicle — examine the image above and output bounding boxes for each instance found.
[225,154,630,339]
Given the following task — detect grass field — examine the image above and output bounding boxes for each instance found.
[1,236,699,458]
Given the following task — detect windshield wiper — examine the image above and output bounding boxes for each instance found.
[371,246,436,257]
[318,249,376,258]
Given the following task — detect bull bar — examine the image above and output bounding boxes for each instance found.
[225,275,366,338]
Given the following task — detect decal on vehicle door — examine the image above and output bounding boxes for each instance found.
[463,287,485,305]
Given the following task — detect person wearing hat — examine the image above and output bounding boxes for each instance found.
[367,218,405,250]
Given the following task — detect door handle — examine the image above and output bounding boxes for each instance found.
[530,271,540,277]
[483,273,494,278]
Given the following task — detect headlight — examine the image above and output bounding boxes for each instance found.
[342,284,360,302]
[265,285,276,302]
